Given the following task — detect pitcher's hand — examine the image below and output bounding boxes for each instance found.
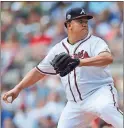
[2,88,21,103]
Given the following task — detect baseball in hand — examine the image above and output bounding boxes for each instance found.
[7,96,12,103]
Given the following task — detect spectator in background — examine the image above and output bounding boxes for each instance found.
[38,91,65,126]
[1,109,15,128]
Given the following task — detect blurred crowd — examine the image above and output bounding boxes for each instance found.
[1,1,123,128]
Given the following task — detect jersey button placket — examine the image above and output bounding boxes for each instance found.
[62,42,77,102]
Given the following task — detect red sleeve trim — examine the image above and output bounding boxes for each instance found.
[36,66,57,75]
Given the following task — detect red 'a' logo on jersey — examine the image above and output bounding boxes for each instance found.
[73,50,90,59]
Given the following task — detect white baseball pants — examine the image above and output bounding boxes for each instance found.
[57,85,123,128]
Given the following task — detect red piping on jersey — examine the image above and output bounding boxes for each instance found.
[62,42,76,102]
[72,35,91,101]
[108,84,123,115]
[98,51,110,55]
[62,42,70,54]
[74,35,91,53]
[36,66,57,75]
[68,74,76,102]
[62,35,91,102]
[74,69,83,100]
[62,42,77,102]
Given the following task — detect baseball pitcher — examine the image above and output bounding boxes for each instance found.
[2,8,123,128]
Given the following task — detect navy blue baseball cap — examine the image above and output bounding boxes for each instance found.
[65,7,93,27]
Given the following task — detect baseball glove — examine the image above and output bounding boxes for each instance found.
[51,53,80,77]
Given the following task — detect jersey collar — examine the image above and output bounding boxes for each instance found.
[67,32,91,46]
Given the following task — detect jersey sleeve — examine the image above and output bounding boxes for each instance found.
[36,45,58,75]
[92,38,111,56]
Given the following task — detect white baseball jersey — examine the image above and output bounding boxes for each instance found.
[36,33,114,102]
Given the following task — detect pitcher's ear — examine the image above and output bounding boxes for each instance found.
[67,22,72,29]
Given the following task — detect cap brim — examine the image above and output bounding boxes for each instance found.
[73,15,93,20]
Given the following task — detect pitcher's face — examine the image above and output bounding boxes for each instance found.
[68,18,88,34]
